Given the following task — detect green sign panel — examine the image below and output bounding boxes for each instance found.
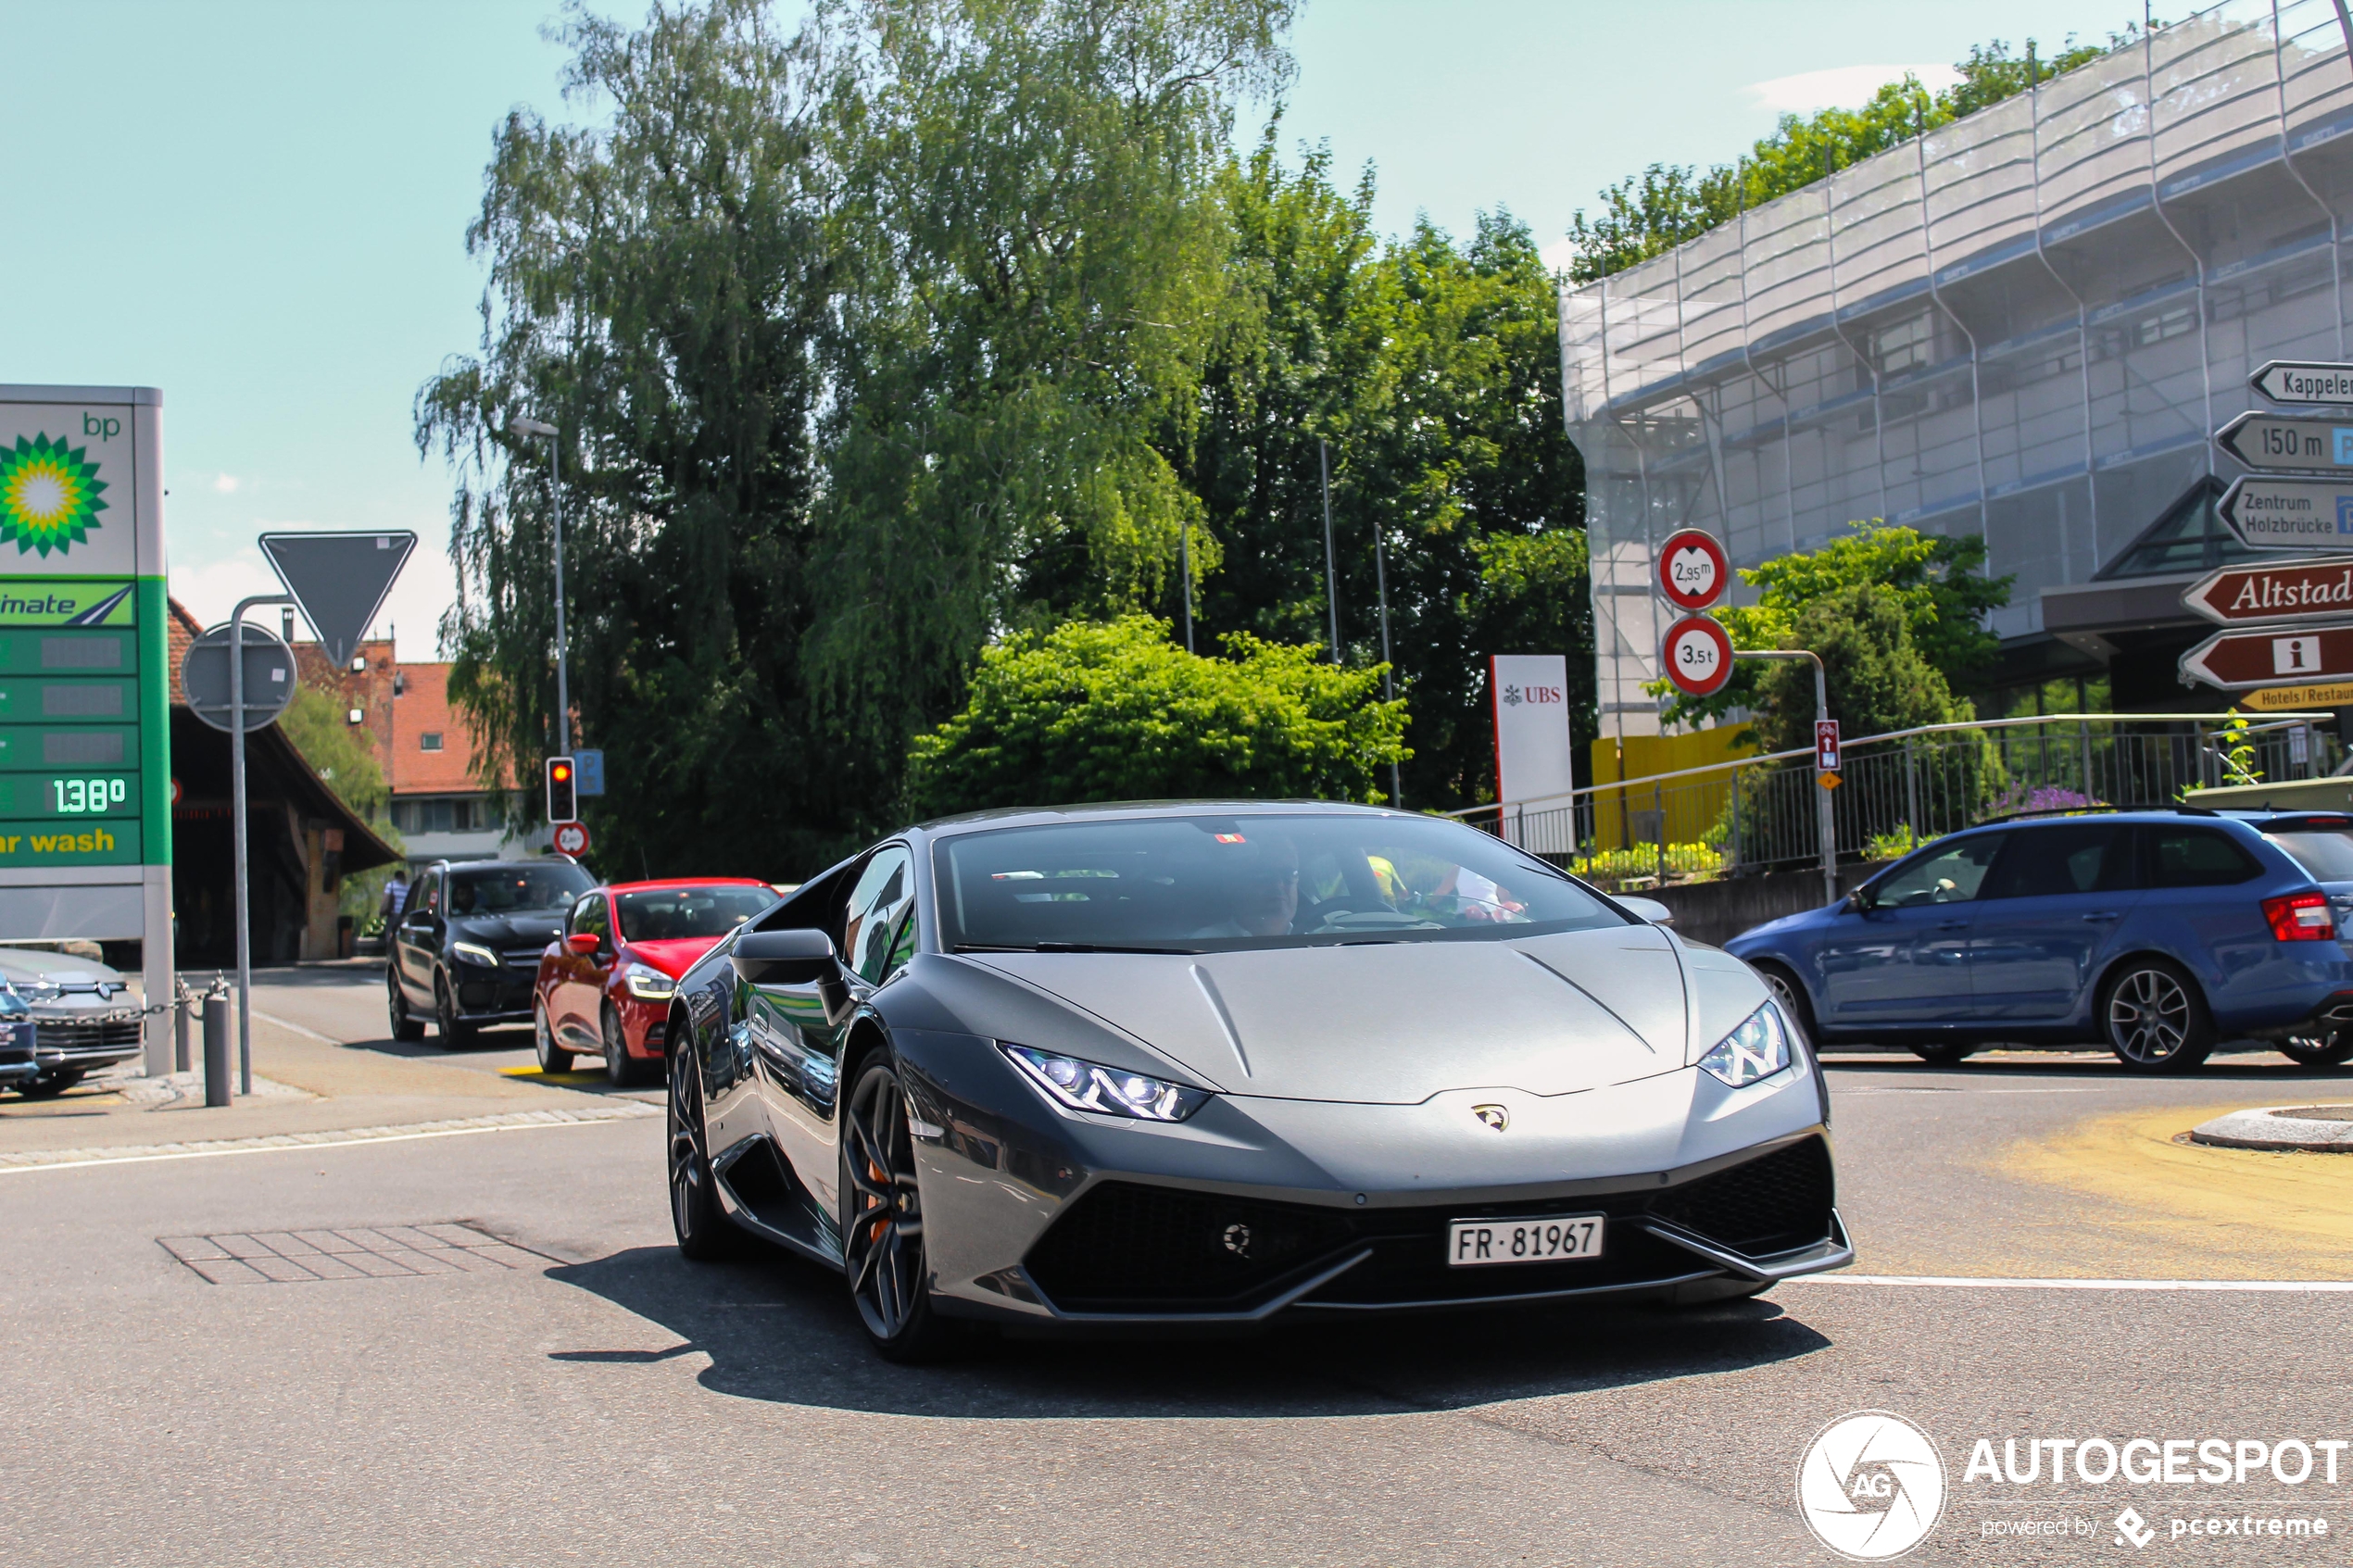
[0,441,170,878]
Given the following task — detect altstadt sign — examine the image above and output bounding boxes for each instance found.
[2183,556,2353,627]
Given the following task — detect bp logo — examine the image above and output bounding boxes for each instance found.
[1795,1411,1946,1560]
[0,433,108,557]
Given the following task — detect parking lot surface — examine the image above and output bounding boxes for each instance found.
[2,965,2347,1566]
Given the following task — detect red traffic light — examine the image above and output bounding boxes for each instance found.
[550,760,573,783]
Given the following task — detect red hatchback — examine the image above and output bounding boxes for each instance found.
[533,878,777,1085]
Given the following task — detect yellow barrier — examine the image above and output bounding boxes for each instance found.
[1586,727,1756,851]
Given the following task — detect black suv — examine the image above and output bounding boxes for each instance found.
[388,859,596,1047]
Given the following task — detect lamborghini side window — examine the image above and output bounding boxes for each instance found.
[841,847,914,985]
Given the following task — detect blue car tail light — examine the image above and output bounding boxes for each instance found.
[2261,891,2335,942]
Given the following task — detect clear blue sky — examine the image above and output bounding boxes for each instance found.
[1,0,2154,655]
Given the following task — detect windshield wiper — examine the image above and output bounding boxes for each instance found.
[954,941,1201,956]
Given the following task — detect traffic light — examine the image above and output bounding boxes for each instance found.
[546,755,576,822]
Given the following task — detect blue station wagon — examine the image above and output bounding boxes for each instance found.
[1726,810,2353,1073]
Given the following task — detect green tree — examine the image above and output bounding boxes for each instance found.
[278,684,403,922]
[278,684,393,825]
[1659,523,2011,733]
[1172,135,1585,809]
[1749,583,1972,756]
[1564,31,2133,282]
[417,0,836,876]
[1466,526,1593,793]
[903,614,1405,817]
[808,0,1294,815]
[421,0,1292,878]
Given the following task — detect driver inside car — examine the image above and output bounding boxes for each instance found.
[1191,835,1302,937]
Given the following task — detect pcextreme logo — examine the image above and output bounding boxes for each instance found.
[1797,1411,1948,1561]
[0,433,108,557]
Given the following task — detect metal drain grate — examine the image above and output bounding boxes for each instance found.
[158,1223,550,1285]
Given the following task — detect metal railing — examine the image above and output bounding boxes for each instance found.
[1450,714,2345,894]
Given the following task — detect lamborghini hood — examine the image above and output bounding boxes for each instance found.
[960,923,1762,1105]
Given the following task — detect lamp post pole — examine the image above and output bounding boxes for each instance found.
[1373,517,1400,807]
[511,417,570,756]
[1319,438,1340,664]
[1178,517,1193,654]
[228,593,294,1097]
[1735,648,1836,903]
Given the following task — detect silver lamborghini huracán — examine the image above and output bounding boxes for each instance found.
[662,802,1852,1359]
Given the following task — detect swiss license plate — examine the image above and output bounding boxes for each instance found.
[1447,1214,1605,1267]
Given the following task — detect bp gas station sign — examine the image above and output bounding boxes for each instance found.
[0,385,172,1073]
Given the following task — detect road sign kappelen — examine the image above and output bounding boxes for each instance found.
[2180,623,2353,690]
[2182,555,2353,626]
[2250,360,2353,406]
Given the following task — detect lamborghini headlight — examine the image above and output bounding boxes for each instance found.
[449,941,500,970]
[1000,1043,1212,1123]
[623,962,675,1001]
[1697,1002,1792,1089]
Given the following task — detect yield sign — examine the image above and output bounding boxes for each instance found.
[258,530,417,667]
[2181,556,2353,626]
[2180,623,2353,690]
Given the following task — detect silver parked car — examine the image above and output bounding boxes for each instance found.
[661,801,1852,1361]
[0,947,144,1098]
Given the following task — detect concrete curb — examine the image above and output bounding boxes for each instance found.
[0,1099,661,1173]
[2189,1104,2353,1152]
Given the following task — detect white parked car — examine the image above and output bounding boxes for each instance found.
[0,947,143,1098]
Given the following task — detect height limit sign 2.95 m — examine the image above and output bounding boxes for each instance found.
[1656,529,1730,612]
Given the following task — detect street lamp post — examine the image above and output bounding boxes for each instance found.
[1735,648,1837,903]
[228,593,293,1097]
[1319,438,1340,664]
[511,417,571,758]
[1372,518,1400,808]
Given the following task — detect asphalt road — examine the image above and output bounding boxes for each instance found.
[5,966,2350,1566]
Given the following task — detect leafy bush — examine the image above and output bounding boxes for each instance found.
[904,615,1407,818]
[1988,784,2108,817]
[1569,841,1723,886]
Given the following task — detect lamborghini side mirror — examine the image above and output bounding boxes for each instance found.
[732,927,840,986]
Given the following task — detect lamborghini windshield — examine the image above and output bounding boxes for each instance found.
[937,812,1627,952]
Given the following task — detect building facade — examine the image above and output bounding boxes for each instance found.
[380,661,524,867]
[1561,0,2353,748]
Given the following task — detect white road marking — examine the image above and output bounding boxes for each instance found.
[0,1102,659,1175]
[247,1009,346,1046]
[1833,1085,2108,1095]
[1783,1273,2353,1292]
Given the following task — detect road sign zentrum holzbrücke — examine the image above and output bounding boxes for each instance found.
[2215,475,2353,551]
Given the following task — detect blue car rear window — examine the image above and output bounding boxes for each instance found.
[2265,831,2353,882]
[2148,827,2260,887]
